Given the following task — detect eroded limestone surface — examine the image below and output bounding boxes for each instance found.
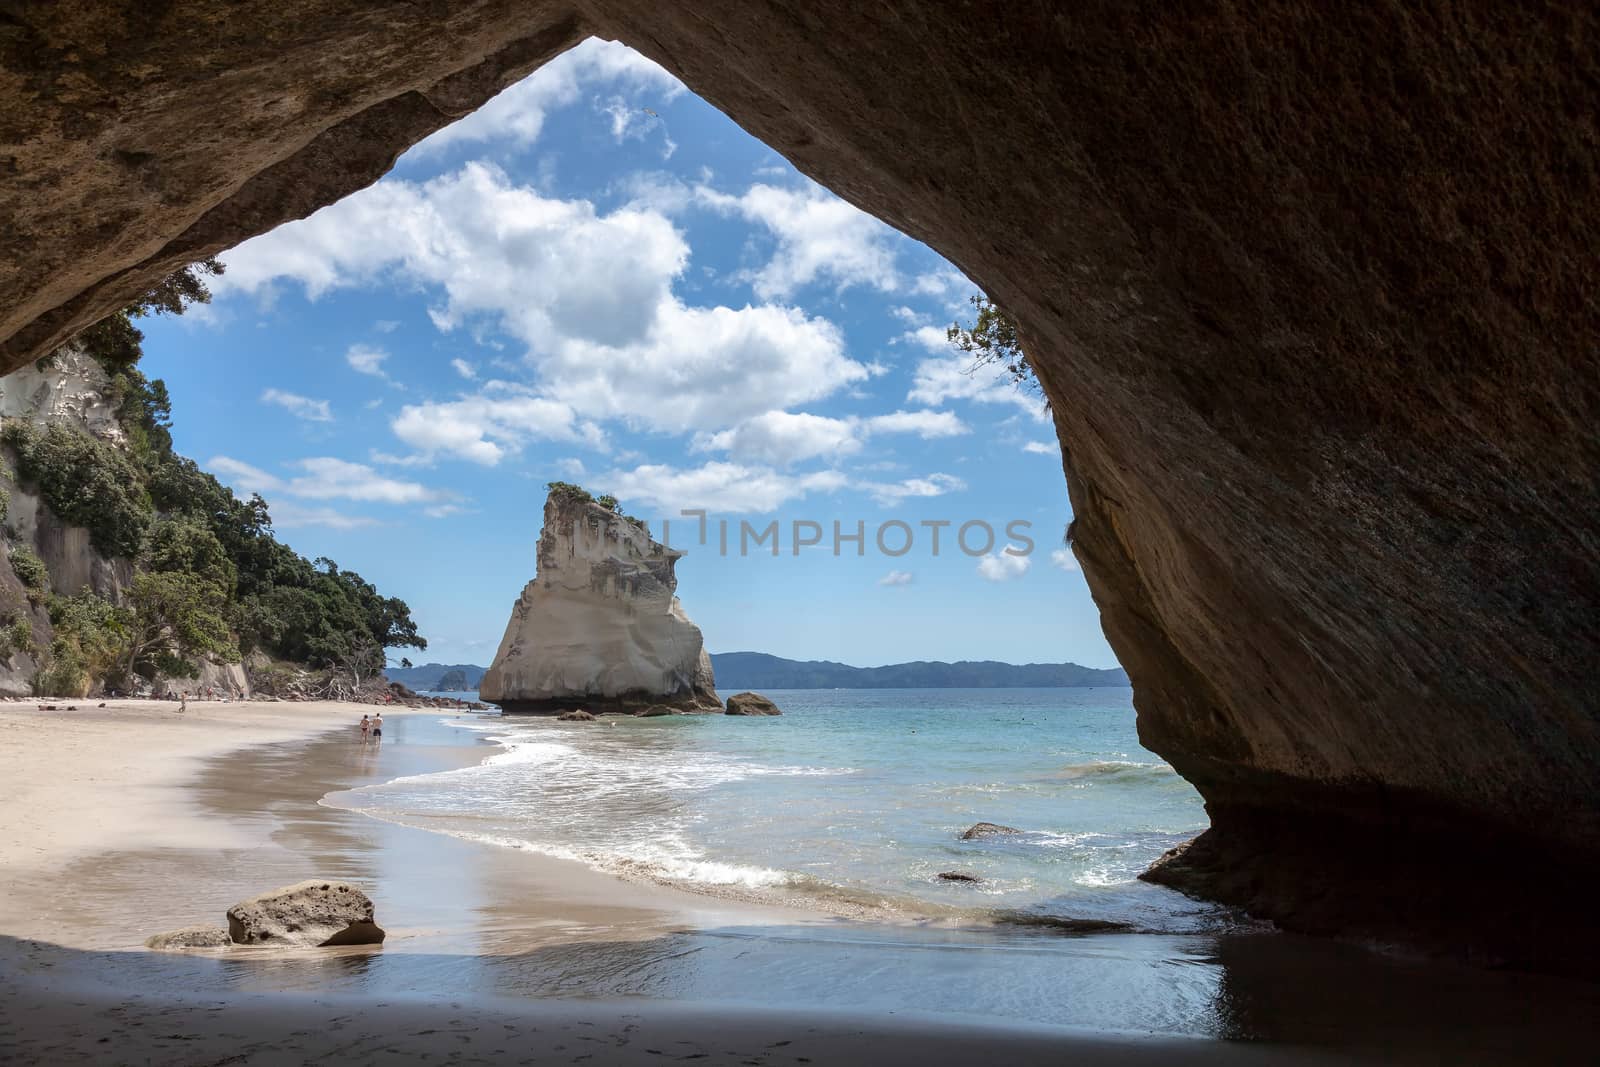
[480,490,719,714]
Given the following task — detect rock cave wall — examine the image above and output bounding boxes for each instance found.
[2,2,1595,968]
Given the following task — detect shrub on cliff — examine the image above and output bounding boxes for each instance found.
[2,421,153,558]
[947,293,1035,388]
[547,482,645,528]
[0,613,33,659]
[8,543,50,604]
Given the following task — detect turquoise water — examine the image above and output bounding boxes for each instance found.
[333,688,1219,930]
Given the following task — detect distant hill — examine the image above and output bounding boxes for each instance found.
[387,662,488,691]
[709,652,1128,690]
[391,655,1129,695]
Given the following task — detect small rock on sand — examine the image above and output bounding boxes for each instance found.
[226,880,385,947]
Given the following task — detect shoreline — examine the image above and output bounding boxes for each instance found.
[3,701,1599,1065]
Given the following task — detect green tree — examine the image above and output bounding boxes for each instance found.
[75,260,225,375]
[43,591,126,695]
[946,294,1035,388]
[145,515,238,597]
[117,571,237,681]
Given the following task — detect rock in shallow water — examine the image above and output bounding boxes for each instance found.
[960,822,1022,840]
[145,926,232,950]
[634,704,676,717]
[937,871,983,883]
[226,880,384,947]
[480,488,721,715]
[557,709,597,721]
[725,692,782,716]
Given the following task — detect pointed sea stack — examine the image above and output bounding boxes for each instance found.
[480,485,720,715]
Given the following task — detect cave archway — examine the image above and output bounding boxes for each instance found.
[3,3,1596,970]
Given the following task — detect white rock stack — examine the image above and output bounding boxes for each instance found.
[479,487,720,714]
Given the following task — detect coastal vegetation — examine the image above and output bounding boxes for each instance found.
[546,480,646,529]
[946,294,1034,389]
[0,263,425,695]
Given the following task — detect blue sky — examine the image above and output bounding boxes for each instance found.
[139,39,1118,671]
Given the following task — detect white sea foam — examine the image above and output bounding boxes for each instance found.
[327,691,1210,926]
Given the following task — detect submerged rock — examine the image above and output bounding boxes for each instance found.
[480,488,721,715]
[635,704,676,717]
[725,691,782,716]
[226,880,384,947]
[556,709,597,722]
[937,871,983,883]
[959,822,1022,840]
[145,926,231,950]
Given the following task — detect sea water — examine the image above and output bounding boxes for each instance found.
[327,688,1224,931]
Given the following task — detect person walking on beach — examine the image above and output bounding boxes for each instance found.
[178,690,187,714]
[371,713,383,743]
[360,714,370,742]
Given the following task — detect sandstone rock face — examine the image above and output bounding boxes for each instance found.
[225,880,384,947]
[1,3,1596,968]
[725,692,781,716]
[480,490,720,714]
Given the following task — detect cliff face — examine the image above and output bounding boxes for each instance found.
[480,492,718,714]
[0,348,136,694]
[1,3,1596,966]
[0,347,247,699]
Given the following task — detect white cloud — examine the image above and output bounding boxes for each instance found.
[268,503,381,530]
[208,454,444,506]
[346,343,390,380]
[390,384,605,465]
[977,546,1032,582]
[208,456,281,496]
[696,181,902,299]
[1050,547,1079,572]
[864,410,968,438]
[1022,440,1057,455]
[260,388,332,423]
[890,305,925,325]
[218,162,869,442]
[912,267,969,299]
[694,411,860,466]
[549,301,864,433]
[407,39,685,157]
[694,408,967,466]
[603,461,848,514]
[856,472,966,506]
[878,569,914,587]
[373,319,401,333]
[905,347,1046,422]
[450,358,477,380]
[287,457,437,504]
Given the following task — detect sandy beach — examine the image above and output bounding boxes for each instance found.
[2,701,1597,1065]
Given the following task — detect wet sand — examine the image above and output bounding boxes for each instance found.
[2,702,1597,1064]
